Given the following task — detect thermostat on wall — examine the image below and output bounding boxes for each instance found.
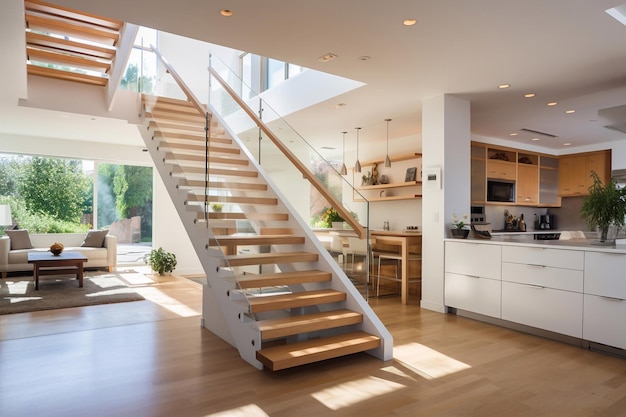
[424,167,441,189]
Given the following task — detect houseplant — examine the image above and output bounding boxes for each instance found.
[580,171,626,245]
[210,203,223,212]
[450,213,470,238]
[321,207,344,228]
[145,247,177,275]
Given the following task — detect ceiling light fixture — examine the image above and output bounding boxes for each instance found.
[384,118,392,168]
[531,138,540,141]
[340,131,348,175]
[509,133,518,136]
[354,127,362,173]
[220,9,233,17]
[524,93,536,98]
[547,102,558,106]
[332,103,346,109]
[498,84,511,89]
[565,109,576,114]
[358,56,371,61]
[403,19,417,26]
[563,143,572,146]
[318,53,338,63]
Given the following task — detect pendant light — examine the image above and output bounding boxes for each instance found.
[340,131,348,175]
[354,127,362,173]
[384,118,392,168]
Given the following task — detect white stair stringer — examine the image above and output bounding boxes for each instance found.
[139,96,393,370]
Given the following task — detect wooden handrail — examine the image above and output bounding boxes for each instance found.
[207,65,366,239]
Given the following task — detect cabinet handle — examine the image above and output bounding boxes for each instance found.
[600,295,625,302]
[523,284,545,289]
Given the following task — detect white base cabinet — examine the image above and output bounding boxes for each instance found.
[502,281,583,338]
[583,251,626,349]
[583,294,626,350]
[445,273,501,318]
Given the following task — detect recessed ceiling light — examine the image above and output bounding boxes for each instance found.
[220,9,233,17]
[358,56,371,61]
[509,133,518,136]
[403,19,417,26]
[547,102,558,106]
[524,93,536,98]
[318,53,338,62]
[563,142,572,146]
[332,103,346,109]
[565,109,576,114]
[531,138,540,141]
[498,84,511,89]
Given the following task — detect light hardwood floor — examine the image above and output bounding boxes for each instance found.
[1,271,625,417]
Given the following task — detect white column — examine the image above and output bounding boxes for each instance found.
[421,95,471,313]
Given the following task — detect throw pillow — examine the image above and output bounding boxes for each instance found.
[81,230,109,248]
[6,229,33,250]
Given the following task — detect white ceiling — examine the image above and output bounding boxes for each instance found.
[3,0,626,156]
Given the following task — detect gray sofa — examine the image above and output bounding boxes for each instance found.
[0,232,117,278]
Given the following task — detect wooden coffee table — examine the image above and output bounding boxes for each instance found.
[27,251,89,290]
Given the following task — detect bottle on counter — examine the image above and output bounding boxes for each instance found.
[519,214,526,231]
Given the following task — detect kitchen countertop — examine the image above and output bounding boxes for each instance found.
[448,235,626,253]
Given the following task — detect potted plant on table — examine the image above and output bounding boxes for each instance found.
[321,207,344,229]
[145,247,177,275]
[450,213,470,239]
[581,171,626,245]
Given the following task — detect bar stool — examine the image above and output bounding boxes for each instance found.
[375,251,421,297]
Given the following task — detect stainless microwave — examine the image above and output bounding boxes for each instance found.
[487,180,515,202]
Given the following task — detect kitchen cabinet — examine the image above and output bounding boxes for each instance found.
[353,152,422,202]
[471,144,486,204]
[444,241,502,318]
[471,142,562,207]
[539,156,560,206]
[582,251,626,349]
[501,246,584,338]
[559,150,611,197]
[487,159,516,180]
[516,163,539,205]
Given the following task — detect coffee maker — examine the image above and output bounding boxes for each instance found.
[537,214,556,230]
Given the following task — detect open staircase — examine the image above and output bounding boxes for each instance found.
[140,95,392,371]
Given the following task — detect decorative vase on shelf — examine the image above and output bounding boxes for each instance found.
[450,229,470,239]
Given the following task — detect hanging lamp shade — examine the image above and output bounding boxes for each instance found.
[354,127,362,173]
[340,131,348,175]
[384,118,392,167]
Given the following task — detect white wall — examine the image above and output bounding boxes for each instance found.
[421,95,470,313]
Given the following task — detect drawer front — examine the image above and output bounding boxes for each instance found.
[502,246,584,270]
[583,294,626,350]
[445,241,501,279]
[502,262,583,292]
[584,251,626,299]
[502,281,583,338]
[445,273,501,318]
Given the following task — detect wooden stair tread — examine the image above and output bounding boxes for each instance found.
[256,331,381,371]
[165,152,249,166]
[238,270,331,288]
[182,181,267,191]
[159,141,240,155]
[196,212,289,221]
[248,289,346,313]
[188,195,278,206]
[258,309,363,340]
[225,251,318,267]
[173,166,258,178]
[209,235,303,247]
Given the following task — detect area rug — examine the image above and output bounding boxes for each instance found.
[0,272,145,315]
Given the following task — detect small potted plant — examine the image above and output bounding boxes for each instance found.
[145,247,177,275]
[581,171,626,245]
[321,207,344,229]
[210,203,223,212]
[450,213,470,238]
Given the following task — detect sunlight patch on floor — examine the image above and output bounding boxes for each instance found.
[204,404,269,417]
[394,342,471,380]
[134,286,200,317]
[116,270,155,285]
[380,365,419,382]
[311,376,405,410]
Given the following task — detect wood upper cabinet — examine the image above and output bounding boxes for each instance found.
[516,163,539,205]
[487,160,516,180]
[559,150,611,197]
